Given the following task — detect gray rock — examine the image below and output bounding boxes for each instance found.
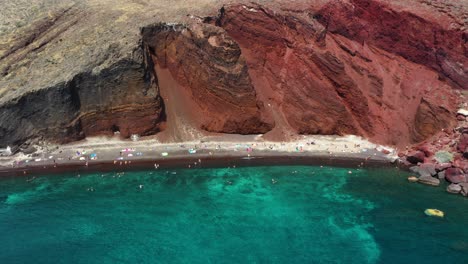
[21,146,37,155]
[437,171,446,180]
[418,176,440,187]
[418,163,437,177]
[460,183,468,197]
[447,184,461,194]
[409,166,419,173]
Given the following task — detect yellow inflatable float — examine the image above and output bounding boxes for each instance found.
[424,209,444,217]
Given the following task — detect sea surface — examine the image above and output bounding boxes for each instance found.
[0,165,467,264]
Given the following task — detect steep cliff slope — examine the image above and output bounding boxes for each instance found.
[0,0,466,148]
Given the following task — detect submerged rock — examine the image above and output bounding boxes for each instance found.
[418,176,440,187]
[460,183,468,197]
[447,184,461,194]
[437,171,446,180]
[408,176,418,183]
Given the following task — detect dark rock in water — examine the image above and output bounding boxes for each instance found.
[418,176,440,186]
[445,168,466,184]
[407,151,425,164]
[447,184,461,194]
[418,163,437,177]
[437,171,446,180]
[460,183,468,197]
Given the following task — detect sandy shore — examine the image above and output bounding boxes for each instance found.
[0,134,399,177]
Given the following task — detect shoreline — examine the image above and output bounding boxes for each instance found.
[0,135,399,177]
[0,153,399,178]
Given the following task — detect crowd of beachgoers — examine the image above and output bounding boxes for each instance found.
[0,135,397,175]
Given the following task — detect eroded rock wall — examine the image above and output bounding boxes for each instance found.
[315,0,468,88]
[0,58,163,148]
[210,4,459,145]
[141,23,273,135]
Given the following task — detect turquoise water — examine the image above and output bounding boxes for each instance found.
[0,165,467,263]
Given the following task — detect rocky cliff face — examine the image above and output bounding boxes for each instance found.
[0,0,466,148]
[315,0,467,88]
[141,2,461,145]
[0,57,164,147]
[141,23,273,136]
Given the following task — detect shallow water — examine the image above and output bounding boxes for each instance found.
[0,166,467,263]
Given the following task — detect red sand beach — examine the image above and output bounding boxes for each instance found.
[0,134,398,177]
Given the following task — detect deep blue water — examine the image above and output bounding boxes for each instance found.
[0,165,467,264]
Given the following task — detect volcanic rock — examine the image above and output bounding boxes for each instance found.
[21,146,37,155]
[216,3,460,145]
[407,151,426,164]
[141,23,274,136]
[315,0,468,88]
[435,162,452,172]
[453,159,468,173]
[0,0,464,147]
[417,144,435,157]
[447,184,461,194]
[419,163,437,177]
[435,152,453,164]
[457,115,466,121]
[418,176,440,187]
[408,176,419,183]
[445,168,466,184]
[458,134,468,153]
[437,171,446,180]
[457,109,468,117]
[460,183,468,197]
